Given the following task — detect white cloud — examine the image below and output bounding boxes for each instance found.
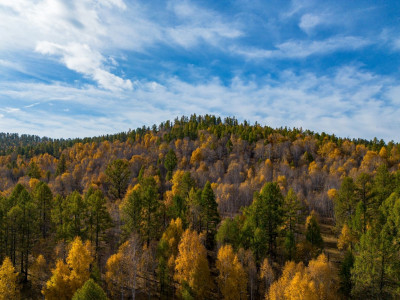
[35,42,132,91]
[234,35,370,59]
[0,0,243,90]
[393,38,400,51]
[299,13,322,34]
[165,1,242,48]
[0,66,398,141]
[24,102,40,108]
[0,107,21,113]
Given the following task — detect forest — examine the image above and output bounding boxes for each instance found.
[0,114,399,299]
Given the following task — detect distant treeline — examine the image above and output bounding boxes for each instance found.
[0,114,387,158]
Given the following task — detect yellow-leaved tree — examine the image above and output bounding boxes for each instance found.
[106,235,141,300]
[105,251,126,298]
[284,271,317,300]
[337,224,354,251]
[157,218,184,295]
[0,257,19,300]
[268,254,338,300]
[268,261,304,300]
[174,229,212,299]
[43,237,94,299]
[216,244,247,300]
[67,237,94,292]
[43,260,71,300]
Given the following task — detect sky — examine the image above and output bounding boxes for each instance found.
[0,0,399,141]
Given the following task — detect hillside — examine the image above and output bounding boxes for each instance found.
[0,115,399,299]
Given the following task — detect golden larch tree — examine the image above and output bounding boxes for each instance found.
[67,237,94,292]
[0,257,19,300]
[216,244,247,300]
[43,260,72,300]
[43,237,94,299]
[174,229,212,298]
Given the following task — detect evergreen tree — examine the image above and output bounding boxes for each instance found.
[55,154,67,176]
[334,177,357,230]
[32,181,53,238]
[14,188,38,281]
[164,149,177,180]
[64,191,87,240]
[85,188,112,256]
[355,173,374,234]
[283,188,303,260]
[373,164,393,208]
[27,161,41,179]
[72,279,108,300]
[339,250,354,298]
[105,159,131,200]
[200,181,220,249]
[242,182,284,261]
[352,193,400,298]
[216,217,240,250]
[120,176,161,245]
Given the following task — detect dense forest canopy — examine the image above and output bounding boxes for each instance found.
[0,114,399,299]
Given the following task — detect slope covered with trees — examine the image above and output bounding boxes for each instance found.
[0,114,398,299]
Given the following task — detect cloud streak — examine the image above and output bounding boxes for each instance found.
[0,66,398,141]
[233,35,371,59]
[35,42,132,91]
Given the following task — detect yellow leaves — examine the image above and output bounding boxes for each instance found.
[284,271,317,300]
[44,260,71,300]
[0,257,19,300]
[171,170,185,196]
[327,188,337,200]
[268,261,304,300]
[379,146,388,159]
[174,229,211,298]
[307,254,339,300]
[105,251,125,296]
[268,254,339,300]
[265,159,272,167]
[360,150,382,173]
[216,245,247,300]
[43,237,94,300]
[161,218,184,259]
[318,142,340,159]
[67,237,94,292]
[190,147,203,166]
[337,224,354,251]
[106,235,142,297]
[277,175,287,191]
[308,161,319,174]
[29,178,40,190]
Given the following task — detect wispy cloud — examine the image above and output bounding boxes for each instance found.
[233,35,371,59]
[0,66,398,141]
[35,42,132,91]
[299,13,323,34]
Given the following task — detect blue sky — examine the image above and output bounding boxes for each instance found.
[0,0,399,140]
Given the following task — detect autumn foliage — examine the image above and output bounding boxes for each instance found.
[0,115,398,298]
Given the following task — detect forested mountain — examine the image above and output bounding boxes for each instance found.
[0,115,399,299]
